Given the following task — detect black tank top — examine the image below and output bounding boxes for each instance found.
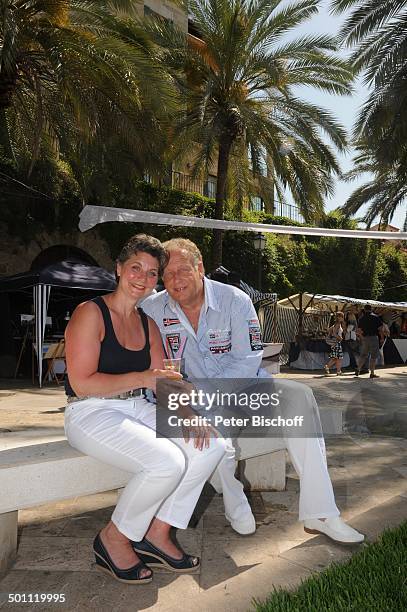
[65,296,151,396]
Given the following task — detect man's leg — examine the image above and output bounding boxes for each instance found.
[356,338,369,375]
[274,379,339,520]
[275,379,364,542]
[209,375,363,542]
[209,438,255,533]
[368,336,380,378]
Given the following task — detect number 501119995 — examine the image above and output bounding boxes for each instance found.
[7,593,66,603]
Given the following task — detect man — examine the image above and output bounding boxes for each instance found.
[355,305,383,378]
[142,238,364,544]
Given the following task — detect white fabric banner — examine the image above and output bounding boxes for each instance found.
[79,205,407,241]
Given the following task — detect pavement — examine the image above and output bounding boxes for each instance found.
[0,366,406,611]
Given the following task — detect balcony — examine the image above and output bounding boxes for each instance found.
[249,197,304,223]
[273,201,304,224]
[170,170,217,199]
[146,170,304,224]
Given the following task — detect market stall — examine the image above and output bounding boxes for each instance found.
[276,293,407,370]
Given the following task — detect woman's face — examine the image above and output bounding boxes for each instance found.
[117,251,159,301]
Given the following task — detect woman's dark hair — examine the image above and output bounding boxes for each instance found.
[116,234,168,279]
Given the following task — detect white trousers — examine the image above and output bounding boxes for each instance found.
[65,397,226,541]
[209,379,340,522]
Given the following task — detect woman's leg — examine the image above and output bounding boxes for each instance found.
[132,400,226,553]
[65,398,186,565]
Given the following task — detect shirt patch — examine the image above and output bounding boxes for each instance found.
[165,333,187,358]
[207,329,232,354]
[248,319,262,351]
[163,317,181,327]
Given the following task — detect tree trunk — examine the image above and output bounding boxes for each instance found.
[0,107,13,159]
[212,136,232,269]
[265,153,275,214]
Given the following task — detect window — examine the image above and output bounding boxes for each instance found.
[204,175,217,199]
[250,196,264,212]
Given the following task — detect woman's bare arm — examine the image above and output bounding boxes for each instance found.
[65,302,179,397]
[148,317,166,370]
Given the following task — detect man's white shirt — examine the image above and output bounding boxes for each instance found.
[141,278,263,379]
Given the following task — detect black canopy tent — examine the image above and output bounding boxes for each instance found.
[0,261,116,385]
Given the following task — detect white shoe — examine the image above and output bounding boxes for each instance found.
[229,512,256,535]
[304,516,364,544]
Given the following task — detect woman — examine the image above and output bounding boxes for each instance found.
[64,234,225,584]
[324,312,345,376]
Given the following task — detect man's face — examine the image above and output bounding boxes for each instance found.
[162,248,204,307]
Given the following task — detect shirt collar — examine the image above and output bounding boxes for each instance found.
[204,278,221,313]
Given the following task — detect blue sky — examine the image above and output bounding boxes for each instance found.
[284,0,405,229]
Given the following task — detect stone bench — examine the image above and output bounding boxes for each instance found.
[0,439,286,573]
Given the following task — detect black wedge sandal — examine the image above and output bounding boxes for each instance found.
[131,538,200,573]
[93,533,153,584]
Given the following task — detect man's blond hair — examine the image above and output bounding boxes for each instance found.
[162,238,203,268]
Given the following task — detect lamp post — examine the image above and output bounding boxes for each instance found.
[253,232,266,291]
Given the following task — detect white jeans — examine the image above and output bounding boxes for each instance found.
[65,397,226,541]
[209,379,340,522]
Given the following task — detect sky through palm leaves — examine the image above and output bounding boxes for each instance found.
[284,0,404,229]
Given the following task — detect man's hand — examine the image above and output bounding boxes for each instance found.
[178,406,217,451]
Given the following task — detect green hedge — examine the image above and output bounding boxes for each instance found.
[1,165,406,300]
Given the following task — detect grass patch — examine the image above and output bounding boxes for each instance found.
[254,521,407,612]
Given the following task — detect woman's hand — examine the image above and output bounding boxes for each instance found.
[143,368,183,393]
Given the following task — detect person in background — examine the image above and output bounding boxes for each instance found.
[343,310,359,368]
[324,312,345,376]
[355,304,383,378]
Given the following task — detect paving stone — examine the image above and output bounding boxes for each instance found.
[0,569,199,612]
[348,495,407,542]
[13,536,94,572]
[392,466,407,479]
[194,556,314,612]
[279,540,354,571]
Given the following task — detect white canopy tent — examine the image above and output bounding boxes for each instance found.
[277,293,407,313]
[0,262,116,386]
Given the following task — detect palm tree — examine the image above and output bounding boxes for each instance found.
[332,0,407,223]
[342,143,407,229]
[0,1,175,178]
[153,0,354,266]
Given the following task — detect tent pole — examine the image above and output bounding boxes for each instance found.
[34,285,51,387]
[272,302,277,342]
[298,293,303,336]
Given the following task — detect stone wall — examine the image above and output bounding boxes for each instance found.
[0,228,114,277]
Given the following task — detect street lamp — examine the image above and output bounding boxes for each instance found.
[253,232,266,291]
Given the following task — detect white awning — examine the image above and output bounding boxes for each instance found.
[277,293,407,312]
[79,205,407,241]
